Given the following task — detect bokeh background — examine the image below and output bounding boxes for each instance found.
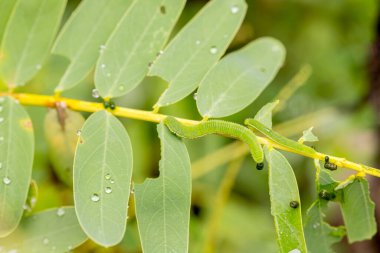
[6,0,380,252]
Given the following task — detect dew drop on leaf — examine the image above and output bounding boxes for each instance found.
[91,194,100,202]
[105,173,111,180]
[209,46,218,54]
[100,63,106,69]
[105,187,112,194]
[91,89,100,98]
[56,208,65,217]
[76,130,82,136]
[193,92,198,100]
[230,5,240,14]
[42,237,49,245]
[3,176,11,185]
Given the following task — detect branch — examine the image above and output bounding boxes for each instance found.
[1,92,380,178]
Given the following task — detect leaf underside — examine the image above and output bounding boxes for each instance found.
[135,123,191,253]
[73,110,133,247]
[0,96,34,237]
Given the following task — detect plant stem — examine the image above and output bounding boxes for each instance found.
[1,92,380,178]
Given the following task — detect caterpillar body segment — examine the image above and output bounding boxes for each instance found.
[244,118,317,157]
[163,116,264,163]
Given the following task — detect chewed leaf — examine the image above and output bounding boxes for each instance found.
[44,108,85,187]
[265,147,307,253]
[53,0,134,92]
[0,0,16,45]
[0,0,66,87]
[340,178,376,243]
[197,37,286,118]
[304,200,345,253]
[135,123,191,253]
[298,127,318,144]
[0,96,34,237]
[150,0,247,108]
[95,0,185,98]
[0,207,88,252]
[73,111,133,247]
[254,100,279,129]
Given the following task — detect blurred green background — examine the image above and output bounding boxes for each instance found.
[6,0,380,252]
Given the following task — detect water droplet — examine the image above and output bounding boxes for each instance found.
[56,208,65,217]
[3,177,11,185]
[23,204,31,211]
[99,45,106,52]
[288,249,300,253]
[100,63,106,69]
[193,92,198,100]
[130,188,135,194]
[157,50,164,57]
[313,222,320,229]
[110,179,115,184]
[105,187,112,194]
[118,85,125,91]
[30,197,36,206]
[105,173,111,180]
[91,89,100,98]
[35,64,42,70]
[76,130,82,136]
[195,40,201,45]
[230,5,240,14]
[91,193,100,202]
[0,118,4,123]
[209,46,218,54]
[43,237,49,245]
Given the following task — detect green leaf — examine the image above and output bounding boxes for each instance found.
[254,100,279,129]
[150,0,247,108]
[52,0,134,92]
[44,108,85,187]
[265,147,307,253]
[298,127,318,143]
[135,122,191,253]
[95,0,185,99]
[0,96,34,237]
[0,0,17,45]
[197,37,286,118]
[0,207,88,252]
[0,0,66,87]
[340,178,376,243]
[304,200,345,253]
[73,110,133,247]
[23,180,39,214]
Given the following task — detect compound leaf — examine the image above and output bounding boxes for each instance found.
[265,147,307,253]
[135,123,191,253]
[197,37,285,118]
[44,108,85,187]
[340,177,376,243]
[95,0,185,99]
[0,0,66,87]
[74,110,133,247]
[0,96,34,237]
[52,0,134,92]
[0,207,88,253]
[150,0,247,108]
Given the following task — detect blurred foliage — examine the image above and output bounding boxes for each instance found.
[6,0,378,252]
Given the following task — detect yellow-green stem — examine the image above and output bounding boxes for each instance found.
[1,92,380,178]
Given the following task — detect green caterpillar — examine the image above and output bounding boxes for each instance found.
[244,118,317,157]
[163,117,264,166]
